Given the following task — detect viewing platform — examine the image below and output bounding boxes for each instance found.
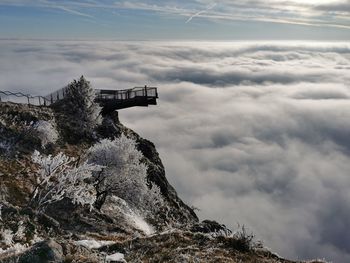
[0,86,158,114]
[95,86,158,114]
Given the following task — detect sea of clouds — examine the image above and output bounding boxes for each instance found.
[0,40,349,262]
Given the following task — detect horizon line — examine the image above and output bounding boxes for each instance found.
[0,38,349,43]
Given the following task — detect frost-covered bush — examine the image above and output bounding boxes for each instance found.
[32,120,59,148]
[14,221,26,241]
[0,228,14,246]
[0,223,29,259]
[30,150,102,212]
[64,76,102,137]
[87,135,164,214]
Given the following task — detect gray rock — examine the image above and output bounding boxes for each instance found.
[18,239,63,263]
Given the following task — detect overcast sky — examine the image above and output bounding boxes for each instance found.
[0,40,349,262]
[0,0,350,40]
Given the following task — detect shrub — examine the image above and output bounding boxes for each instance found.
[30,150,102,212]
[0,228,14,246]
[87,135,164,215]
[32,120,58,148]
[222,225,261,252]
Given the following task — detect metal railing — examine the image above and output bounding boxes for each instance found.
[0,90,52,106]
[0,86,158,107]
[44,87,68,105]
[95,86,158,101]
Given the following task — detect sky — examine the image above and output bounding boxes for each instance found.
[0,0,349,40]
[0,40,350,262]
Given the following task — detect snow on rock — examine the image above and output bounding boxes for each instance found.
[102,196,155,235]
[74,239,115,249]
[106,252,126,262]
[128,212,154,236]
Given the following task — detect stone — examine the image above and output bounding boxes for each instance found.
[18,239,63,263]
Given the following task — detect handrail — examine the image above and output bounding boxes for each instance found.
[0,90,51,106]
[0,86,158,108]
[95,86,157,95]
[95,86,158,100]
[0,91,31,97]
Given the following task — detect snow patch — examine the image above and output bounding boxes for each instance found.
[106,252,126,262]
[75,239,115,249]
[126,212,154,236]
[102,196,155,235]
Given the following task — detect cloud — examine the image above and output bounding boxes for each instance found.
[0,40,350,262]
[193,0,350,29]
[0,0,349,30]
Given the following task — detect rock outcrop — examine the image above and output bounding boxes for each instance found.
[0,102,322,262]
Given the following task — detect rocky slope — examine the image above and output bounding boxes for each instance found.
[0,102,324,263]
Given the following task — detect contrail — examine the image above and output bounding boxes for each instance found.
[55,5,95,19]
[186,3,217,23]
[37,0,95,19]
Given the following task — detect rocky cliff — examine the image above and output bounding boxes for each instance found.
[0,102,323,263]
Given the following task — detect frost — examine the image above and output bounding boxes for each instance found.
[87,135,164,215]
[64,76,102,136]
[30,150,102,211]
[102,196,154,235]
[0,243,28,258]
[129,213,154,236]
[0,223,31,258]
[29,230,43,245]
[14,221,25,241]
[74,239,115,249]
[0,229,14,246]
[32,120,58,148]
[106,252,126,262]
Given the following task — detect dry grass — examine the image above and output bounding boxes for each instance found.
[86,232,129,243]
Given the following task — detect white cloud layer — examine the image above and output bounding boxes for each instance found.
[0,40,350,262]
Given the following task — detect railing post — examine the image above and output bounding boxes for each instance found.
[144,85,148,97]
[51,94,53,104]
